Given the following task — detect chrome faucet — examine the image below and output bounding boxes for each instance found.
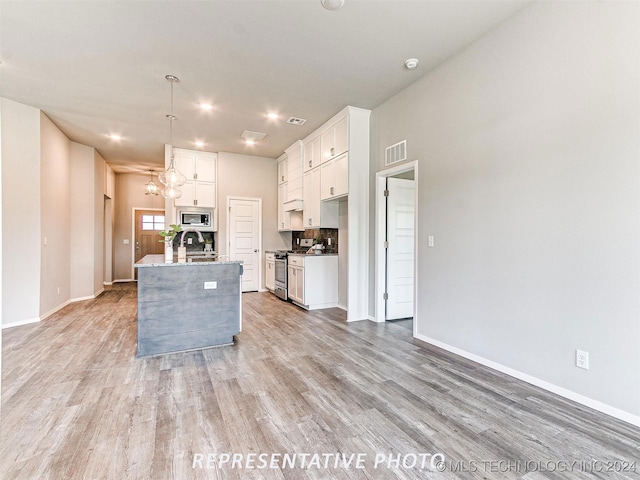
[179,229,205,248]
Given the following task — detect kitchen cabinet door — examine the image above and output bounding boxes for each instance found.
[303,169,319,228]
[175,181,196,207]
[333,116,349,158]
[303,135,321,172]
[287,265,303,304]
[195,181,216,208]
[278,157,287,185]
[195,155,216,181]
[320,153,348,201]
[265,260,275,291]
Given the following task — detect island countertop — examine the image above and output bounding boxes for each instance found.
[135,254,242,267]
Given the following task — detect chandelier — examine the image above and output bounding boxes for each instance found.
[159,74,186,199]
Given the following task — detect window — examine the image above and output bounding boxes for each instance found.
[142,215,165,231]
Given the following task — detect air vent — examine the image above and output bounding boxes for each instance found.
[385,140,407,166]
[286,117,307,126]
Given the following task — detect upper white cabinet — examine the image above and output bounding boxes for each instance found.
[320,152,348,201]
[320,115,349,163]
[278,153,303,232]
[284,141,304,205]
[304,167,338,228]
[303,135,321,172]
[173,149,217,208]
[277,157,287,185]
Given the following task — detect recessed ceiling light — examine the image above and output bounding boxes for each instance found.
[244,139,256,146]
[404,58,419,70]
[198,103,214,111]
[194,141,205,147]
[321,0,345,11]
[109,134,123,141]
[266,112,279,120]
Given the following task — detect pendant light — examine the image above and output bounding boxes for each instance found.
[144,170,159,196]
[159,74,186,198]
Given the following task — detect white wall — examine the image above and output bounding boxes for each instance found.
[40,113,71,318]
[1,98,41,327]
[370,1,640,422]
[93,150,106,295]
[70,143,95,299]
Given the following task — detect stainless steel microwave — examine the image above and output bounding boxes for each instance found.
[178,209,213,230]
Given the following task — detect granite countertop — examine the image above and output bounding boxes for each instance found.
[135,254,242,268]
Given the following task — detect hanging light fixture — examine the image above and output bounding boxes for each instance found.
[144,170,159,196]
[159,74,186,198]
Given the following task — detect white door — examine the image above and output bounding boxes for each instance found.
[386,177,415,320]
[229,198,261,292]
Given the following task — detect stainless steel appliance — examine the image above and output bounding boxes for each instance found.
[273,251,289,301]
[178,209,213,231]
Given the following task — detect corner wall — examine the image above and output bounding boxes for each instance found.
[40,113,71,318]
[370,1,640,421]
[0,98,41,327]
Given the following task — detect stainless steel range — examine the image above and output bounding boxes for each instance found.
[273,251,289,301]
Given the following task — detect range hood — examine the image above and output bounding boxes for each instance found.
[283,199,304,212]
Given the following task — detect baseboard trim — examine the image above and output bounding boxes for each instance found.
[415,333,640,427]
[70,288,104,303]
[103,281,113,286]
[40,300,72,321]
[2,317,41,329]
[113,278,136,283]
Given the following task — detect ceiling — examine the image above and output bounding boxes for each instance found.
[0,0,530,173]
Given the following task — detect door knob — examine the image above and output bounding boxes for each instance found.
[254,249,258,252]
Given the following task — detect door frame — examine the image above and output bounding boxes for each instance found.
[130,207,165,280]
[374,161,418,334]
[226,196,263,291]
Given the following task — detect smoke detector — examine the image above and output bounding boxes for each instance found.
[405,58,419,70]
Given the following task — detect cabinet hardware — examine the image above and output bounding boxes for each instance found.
[281,175,285,182]
[194,173,198,180]
[308,218,312,225]
[330,147,335,156]
[309,160,312,167]
[330,186,334,195]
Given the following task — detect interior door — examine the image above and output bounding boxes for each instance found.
[134,210,165,279]
[229,198,261,292]
[386,177,415,320]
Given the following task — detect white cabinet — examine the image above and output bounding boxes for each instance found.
[303,135,321,172]
[265,253,275,291]
[320,115,349,163]
[277,157,287,185]
[287,255,338,310]
[320,152,348,201]
[303,167,338,228]
[285,141,304,203]
[173,149,217,208]
[278,183,303,232]
[288,261,304,305]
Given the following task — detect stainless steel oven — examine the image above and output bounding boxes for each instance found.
[273,251,288,301]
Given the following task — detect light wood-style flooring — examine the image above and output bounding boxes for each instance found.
[1,284,638,479]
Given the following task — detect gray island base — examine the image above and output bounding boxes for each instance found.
[134,254,243,357]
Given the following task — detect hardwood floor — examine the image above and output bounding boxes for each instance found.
[1,284,638,479]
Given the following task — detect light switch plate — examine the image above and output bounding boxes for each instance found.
[204,281,217,289]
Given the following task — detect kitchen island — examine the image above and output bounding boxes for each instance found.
[134,254,243,357]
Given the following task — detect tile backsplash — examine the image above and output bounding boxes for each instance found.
[292,228,338,253]
[170,231,215,253]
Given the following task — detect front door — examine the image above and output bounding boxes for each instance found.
[229,198,261,292]
[134,210,165,279]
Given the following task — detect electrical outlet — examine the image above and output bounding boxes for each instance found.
[428,236,434,247]
[57,287,60,295]
[576,349,589,370]
[188,238,193,245]
[204,281,217,289]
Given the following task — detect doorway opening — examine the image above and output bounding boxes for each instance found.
[131,208,165,280]
[375,161,418,335]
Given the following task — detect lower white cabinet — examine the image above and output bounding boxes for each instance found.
[265,253,275,291]
[287,254,338,310]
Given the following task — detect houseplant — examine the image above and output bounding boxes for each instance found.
[159,224,181,263]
